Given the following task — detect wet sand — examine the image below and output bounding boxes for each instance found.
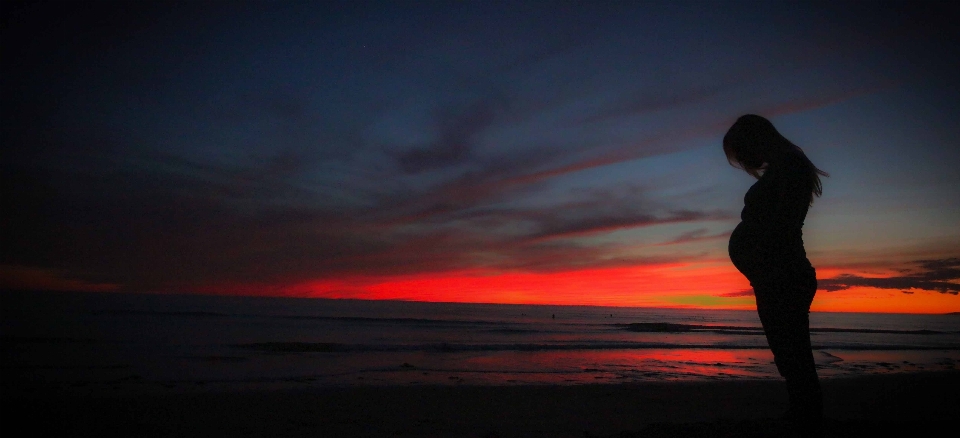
[7,371,958,437]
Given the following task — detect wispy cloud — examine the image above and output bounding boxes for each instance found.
[526,209,731,242]
[719,289,754,298]
[393,101,497,173]
[577,78,749,124]
[655,228,733,246]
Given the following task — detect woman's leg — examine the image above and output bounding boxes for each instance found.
[754,281,821,425]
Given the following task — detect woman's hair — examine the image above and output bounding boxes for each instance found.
[723,114,828,205]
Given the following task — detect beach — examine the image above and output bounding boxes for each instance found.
[6,371,957,437]
[4,292,958,436]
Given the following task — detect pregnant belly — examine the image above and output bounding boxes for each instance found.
[728,221,762,277]
[728,222,815,284]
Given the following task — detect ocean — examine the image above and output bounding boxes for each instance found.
[3,291,958,393]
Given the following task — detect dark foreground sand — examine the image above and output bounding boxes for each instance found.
[7,372,958,438]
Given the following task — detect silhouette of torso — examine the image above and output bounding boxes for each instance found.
[729,150,815,285]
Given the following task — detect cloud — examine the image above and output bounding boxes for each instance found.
[763,82,895,119]
[394,101,497,173]
[655,228,733,246]
[719,289,754,298]
[819,258,960,295]
[482,82,878,193]
[578,78,748,124]
[526,209,731,242]
[0,265,119,292]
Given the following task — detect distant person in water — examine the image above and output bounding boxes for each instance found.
[724,114,828,436]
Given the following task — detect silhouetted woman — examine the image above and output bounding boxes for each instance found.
[724,114,828,435]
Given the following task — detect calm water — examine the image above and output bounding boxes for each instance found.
[3,291,959,393]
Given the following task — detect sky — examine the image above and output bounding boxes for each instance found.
[3,0,959,313]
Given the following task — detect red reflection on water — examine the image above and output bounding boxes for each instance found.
[449,349,778,384]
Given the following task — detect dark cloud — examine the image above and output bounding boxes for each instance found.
[819,258,960,295]
[656,228,732,246]
[394,101,497,173]
[526,209,731,242]
[382,183,733,244]
[578,79,746,124]
[719,289,754,298]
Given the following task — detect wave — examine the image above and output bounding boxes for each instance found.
[233,341,960,353]
[98,309,953,335]
[94,311,956,336]
[96,310,507,326]
[0,336,98,344]
[95,310,230,318]
[278,315,501,326]
[621,323,948,335]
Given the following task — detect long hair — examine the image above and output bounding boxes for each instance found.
[723,114,828,205]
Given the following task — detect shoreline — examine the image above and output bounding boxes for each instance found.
[7,371,958,437]
[4,349,956,397]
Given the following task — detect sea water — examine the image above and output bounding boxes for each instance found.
[2,291,958,392]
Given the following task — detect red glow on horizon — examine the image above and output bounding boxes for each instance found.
[188,262,960,314]
[282,262,753,309]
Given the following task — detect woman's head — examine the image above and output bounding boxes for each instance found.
[722,114,788,177]
[723,114,828,204]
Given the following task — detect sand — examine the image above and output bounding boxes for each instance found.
[6,372,958,437]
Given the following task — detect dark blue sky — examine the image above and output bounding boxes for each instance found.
[3,1,959,308]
